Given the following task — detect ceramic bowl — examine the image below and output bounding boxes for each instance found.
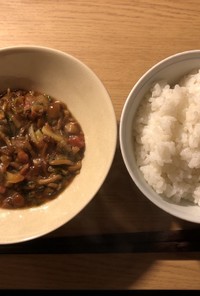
[120,50,200,223]
[0,45,117,243]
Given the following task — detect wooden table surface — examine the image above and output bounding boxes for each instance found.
[1,0,200,291]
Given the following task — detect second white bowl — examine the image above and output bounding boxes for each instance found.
[120,50,200,223]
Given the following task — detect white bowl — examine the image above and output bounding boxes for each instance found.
[120,50,200,223]
[0,46,117,243]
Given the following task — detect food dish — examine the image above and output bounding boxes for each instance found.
[133,70,200,206]
[0,46,117,243]
[120,50,200,223]
[0,89,85,209]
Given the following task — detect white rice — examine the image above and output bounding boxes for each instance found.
[133,69,200,205]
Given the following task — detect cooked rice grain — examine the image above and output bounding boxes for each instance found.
[133,69,200,205]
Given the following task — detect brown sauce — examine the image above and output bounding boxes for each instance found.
[0,89,85,209]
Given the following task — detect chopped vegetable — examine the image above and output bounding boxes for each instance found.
[6,171,25,184]
[0,89,85,209]
[42,123,64,142]
[49,158,74,166]
[68,135,85,148]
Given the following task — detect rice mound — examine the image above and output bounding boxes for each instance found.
[133,70,200,205]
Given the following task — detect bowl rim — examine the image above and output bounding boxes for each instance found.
[119,49,200,223]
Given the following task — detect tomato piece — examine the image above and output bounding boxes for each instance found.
[0,186,6,194]
[68,135,85,148]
